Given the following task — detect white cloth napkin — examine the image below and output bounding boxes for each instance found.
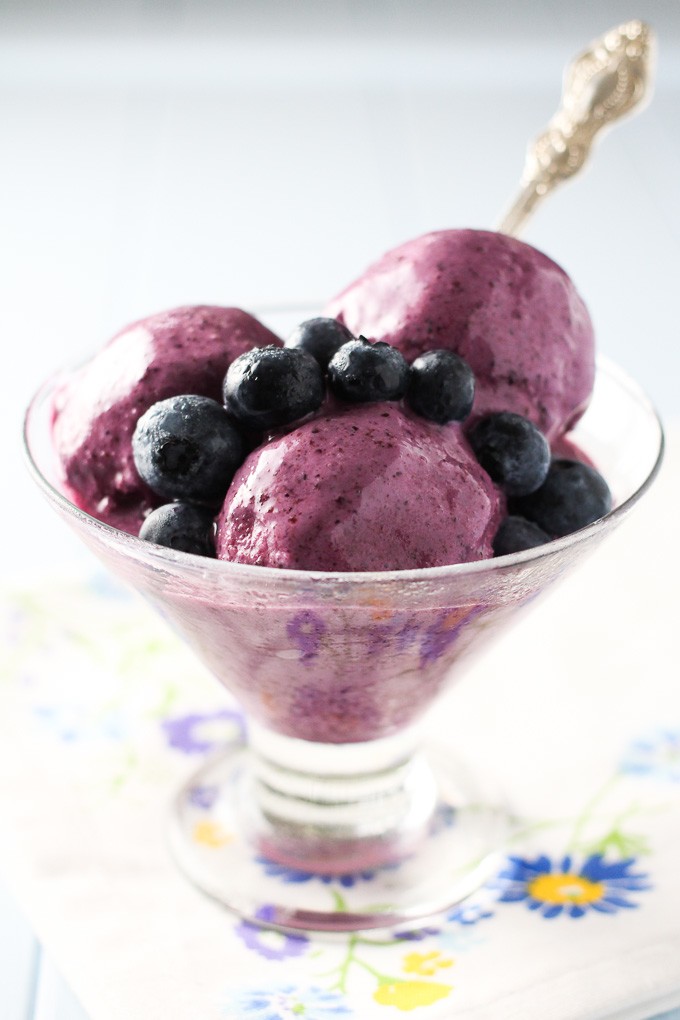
[1,426,679,1020]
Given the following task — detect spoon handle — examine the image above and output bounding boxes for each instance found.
[498,19,656,237]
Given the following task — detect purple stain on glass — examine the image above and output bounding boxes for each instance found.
[365,614,422,658]
[420,617,463,665]
[366,622,394,657]
[286,610,326,662]
[288,683,381,737]
[420,606,482,665]
[394,617,421,652]
[161,707,245,755]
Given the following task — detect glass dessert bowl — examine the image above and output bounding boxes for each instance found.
[24,346,663,933]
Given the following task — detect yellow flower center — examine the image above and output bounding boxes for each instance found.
[528,872,605,905]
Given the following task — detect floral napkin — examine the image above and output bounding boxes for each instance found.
[1,428,679,1020]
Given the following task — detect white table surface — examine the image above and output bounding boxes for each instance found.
[1,2,679,1016]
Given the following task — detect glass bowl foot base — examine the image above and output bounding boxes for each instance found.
[167,744,510,933]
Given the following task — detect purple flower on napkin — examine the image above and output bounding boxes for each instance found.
[495,853,651,918]
[161,708,245,755]
[234,905,309,961]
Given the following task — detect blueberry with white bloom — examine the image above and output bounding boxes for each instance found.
[223,345,325,429]
[328,337,409,403]
[132,394,243,503]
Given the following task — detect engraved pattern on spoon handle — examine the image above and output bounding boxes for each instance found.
[498,20,656,237]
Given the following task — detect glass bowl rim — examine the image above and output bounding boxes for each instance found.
[23,354,665,587]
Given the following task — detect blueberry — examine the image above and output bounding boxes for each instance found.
[493,515,551,556]
[327,337,409,403]
[132,394,243,504]
[467,412,550,496]
[223,345,325,429]
[407,349,475,423]
[285,317,355,370]
[511,458,612,537]
[139,503,215,557]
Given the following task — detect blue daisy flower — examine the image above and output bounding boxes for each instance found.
[620,729,680,783]
[495,853,651,918]
[222,983,351,1018]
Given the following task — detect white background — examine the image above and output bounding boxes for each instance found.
[2,0,679,577]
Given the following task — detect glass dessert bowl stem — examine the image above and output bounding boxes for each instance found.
[24,355,663,933]
[243,722,438,874]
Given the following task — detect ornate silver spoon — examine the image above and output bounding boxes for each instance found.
[498,19,656,237]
